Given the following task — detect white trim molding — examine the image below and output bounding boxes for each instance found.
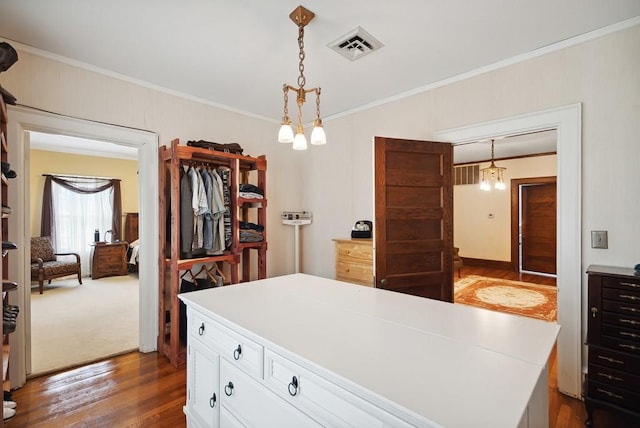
[434,103,583,398]
[6,105,159,387]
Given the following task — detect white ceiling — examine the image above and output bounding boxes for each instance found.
[1,1,638,161]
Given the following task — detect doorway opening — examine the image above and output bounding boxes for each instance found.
[512,177,557,277]
[435,103,582,399]
[28,133,140,375]
[5,105,159,388]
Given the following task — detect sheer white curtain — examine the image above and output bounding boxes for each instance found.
[51,180,114,276]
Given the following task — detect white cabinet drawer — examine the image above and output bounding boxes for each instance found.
[220,358,321,427]
[220,406,246,428]
[264,350,414,428]
[190,310,263,379]
[187,338,220,428]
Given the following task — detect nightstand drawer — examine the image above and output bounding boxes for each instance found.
[336,241,372,261]
[335,260,372,285]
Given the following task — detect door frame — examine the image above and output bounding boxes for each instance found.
[434,103,582,398]
[6,105,159,387]
[510,176,557,274]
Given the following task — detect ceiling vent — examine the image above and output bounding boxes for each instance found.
[328,27,383,61]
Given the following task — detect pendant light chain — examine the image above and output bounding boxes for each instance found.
[282,84,289,122]
[297,25,306,89]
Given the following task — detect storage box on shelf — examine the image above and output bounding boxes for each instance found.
[158,138,267,367]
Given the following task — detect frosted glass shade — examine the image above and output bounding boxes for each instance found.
[278,124,294,143]
[292,133,308,150]
[310,125,326,145]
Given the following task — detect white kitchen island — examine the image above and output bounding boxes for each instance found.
[180,273,560,428]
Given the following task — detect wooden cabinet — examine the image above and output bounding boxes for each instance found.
[585,265,640,426]
[123,212,138,242]
[332,238,373,286]
[90,242,129,279]
[158,138,267,367]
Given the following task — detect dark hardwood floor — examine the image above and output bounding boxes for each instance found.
[6,352,187,427]
[4,267,630,427]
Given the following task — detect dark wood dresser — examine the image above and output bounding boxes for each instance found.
[585,265,640,426]
[90,242,129,279]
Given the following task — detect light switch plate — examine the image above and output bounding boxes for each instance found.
[591,230,608,249]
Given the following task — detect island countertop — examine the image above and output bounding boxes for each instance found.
[180,273,560,427]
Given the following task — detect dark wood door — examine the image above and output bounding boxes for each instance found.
[374,137,453,302]
[521,181,556,274]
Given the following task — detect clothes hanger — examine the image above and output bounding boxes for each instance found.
[193,264,207,279]
[214,264,226,282]
[180,268,195,281]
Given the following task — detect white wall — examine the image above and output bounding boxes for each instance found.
[454,155,557,261]
[0,47,305,278]
[301,24,640,282]
[2,22,638,298]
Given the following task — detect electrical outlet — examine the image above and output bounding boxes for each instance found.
[591,230,608,249]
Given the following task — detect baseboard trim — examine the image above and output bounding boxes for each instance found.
[462,258,513,271]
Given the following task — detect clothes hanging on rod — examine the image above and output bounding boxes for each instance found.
[178,163,236,259]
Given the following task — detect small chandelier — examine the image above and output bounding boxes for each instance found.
[277,5,326,150]
[480,139,506,191]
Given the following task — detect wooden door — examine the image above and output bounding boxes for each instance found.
[374,137,453,302]
[521,181,556,274]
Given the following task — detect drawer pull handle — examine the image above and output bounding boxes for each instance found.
[620,331,640,339]
[209,393,216,408]
[224,382,234,396]
[620,306,639,313]
[597,355,624,365]
[198,323,205,336]
[620,282,640,288]
[233,344,242,360]
[620,318,640,326]
[619,343,639,351]
[288,376,299,396]
[596,372,624,382]
[620,294,639,301]
[597,388,624,400]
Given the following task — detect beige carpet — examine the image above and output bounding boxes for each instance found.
[30,274,139,376]
[454,275,557,322]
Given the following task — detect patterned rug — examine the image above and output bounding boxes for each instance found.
[454,275,557,322]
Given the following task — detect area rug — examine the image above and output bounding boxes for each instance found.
[30,274,139,376]
[454,275,557,322]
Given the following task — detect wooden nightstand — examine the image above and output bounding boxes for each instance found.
[90,241,129,279]
[332,238,373,286]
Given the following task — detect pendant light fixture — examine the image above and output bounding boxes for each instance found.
[480,139,506,191]
[277,5,326,150]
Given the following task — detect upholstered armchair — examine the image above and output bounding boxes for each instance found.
[30,236,82,294]
[453,247,463,278]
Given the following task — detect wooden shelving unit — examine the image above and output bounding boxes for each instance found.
[158,138,267,367]
[1,90,15,423]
